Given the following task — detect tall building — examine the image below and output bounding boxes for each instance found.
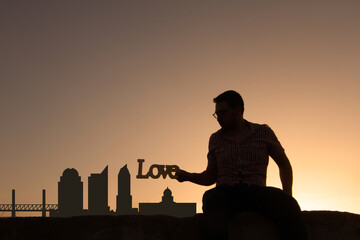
[88,166,110,215]
[58,168,83,217]
[139,188,196,217]
[116,164,138,214]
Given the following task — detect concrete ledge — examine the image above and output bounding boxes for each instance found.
[0,211,359,240]
[228,212,279,240]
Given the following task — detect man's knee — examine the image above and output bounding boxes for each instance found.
[262,187,302,212]
[202,186,231,213]
[277,190,301,213]
[287,195,302,212]
[202,187,220,212]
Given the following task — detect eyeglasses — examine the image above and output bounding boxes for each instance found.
[212,109,231,119]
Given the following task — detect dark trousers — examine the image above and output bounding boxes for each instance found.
[202,183,308,240]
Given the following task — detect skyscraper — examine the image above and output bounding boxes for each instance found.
[116,164,138,214]
[88,166,110,215]
[58,168,83,217]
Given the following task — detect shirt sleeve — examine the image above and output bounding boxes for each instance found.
[206,134,217,177]
[264,125,285,159]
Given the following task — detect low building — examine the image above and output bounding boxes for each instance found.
[139,188,196,217]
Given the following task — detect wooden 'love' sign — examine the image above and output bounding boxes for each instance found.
[136,159,179,179]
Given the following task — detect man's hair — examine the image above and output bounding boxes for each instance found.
[213,90,244,115]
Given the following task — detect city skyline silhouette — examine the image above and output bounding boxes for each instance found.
[0,161,196,217]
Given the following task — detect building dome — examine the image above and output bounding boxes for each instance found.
[164,187,172,196]
[62,168,79,178]
[162,187,173,203]
[58,168,83,216]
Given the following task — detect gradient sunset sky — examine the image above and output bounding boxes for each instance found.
[1,1,360,217]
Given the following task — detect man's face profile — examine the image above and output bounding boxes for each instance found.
[214,101,240,129]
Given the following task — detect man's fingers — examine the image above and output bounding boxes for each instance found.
[175,169,185,182]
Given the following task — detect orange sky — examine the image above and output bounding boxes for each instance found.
[1,1,360,217]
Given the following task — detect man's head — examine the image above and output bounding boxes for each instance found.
[213,90,244,129]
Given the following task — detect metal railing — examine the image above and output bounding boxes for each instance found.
[0,204,58,212]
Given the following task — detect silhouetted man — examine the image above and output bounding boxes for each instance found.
[175,90,308,240]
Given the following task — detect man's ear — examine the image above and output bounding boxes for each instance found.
[234,105,242,115]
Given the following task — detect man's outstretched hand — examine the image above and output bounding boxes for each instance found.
[175,169,191,182]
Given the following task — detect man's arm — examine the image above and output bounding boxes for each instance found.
[175,168,216,186]
[175,148,217,186]
[273,152,293,196]
[265,125,293,196]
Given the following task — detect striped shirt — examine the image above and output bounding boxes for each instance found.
[206,119,285,187]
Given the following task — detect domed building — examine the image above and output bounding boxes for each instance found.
[162,187,173,203]
[139,187,196,217]
[58,168,83,217]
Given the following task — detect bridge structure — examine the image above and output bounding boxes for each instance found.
[0,189,58,217]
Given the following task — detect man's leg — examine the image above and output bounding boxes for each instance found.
[248,186,308,240]
[202,186,237,240]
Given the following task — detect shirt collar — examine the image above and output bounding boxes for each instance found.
[245,119,258,133]
[218,119,258,142]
